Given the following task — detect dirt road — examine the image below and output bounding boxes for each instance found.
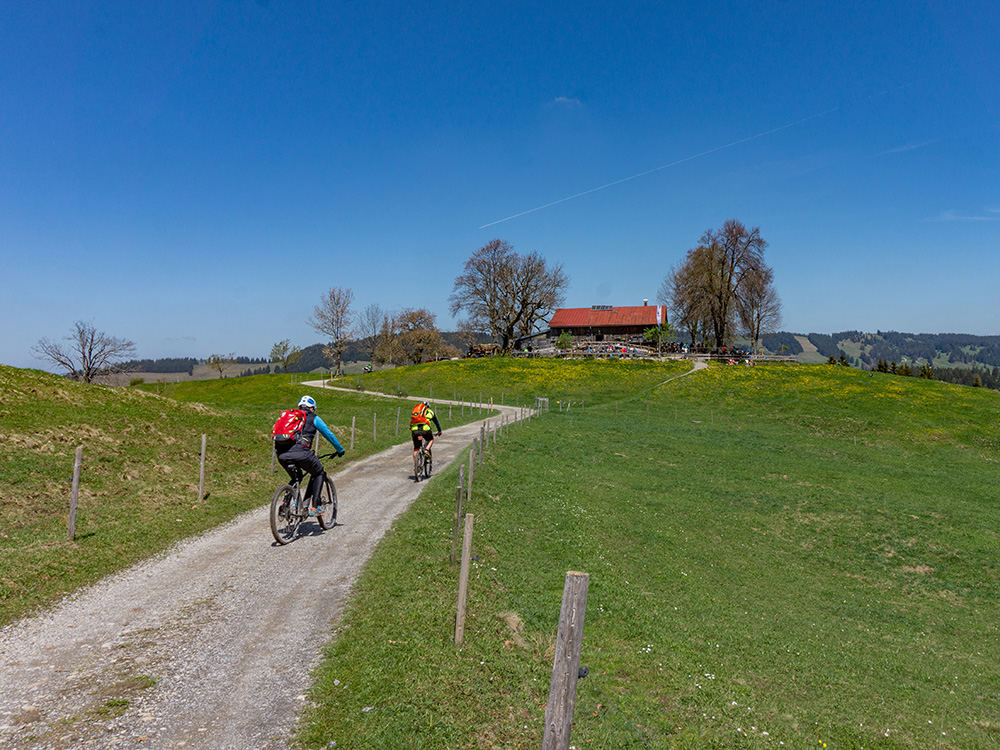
[0,400,521,750]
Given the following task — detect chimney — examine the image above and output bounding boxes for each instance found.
[643,299,648,306]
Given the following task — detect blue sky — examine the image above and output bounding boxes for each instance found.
[2,0,998,369]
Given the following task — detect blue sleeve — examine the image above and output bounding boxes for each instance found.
[313,415,345,452]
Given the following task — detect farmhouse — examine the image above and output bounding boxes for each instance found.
[547,303,667,343]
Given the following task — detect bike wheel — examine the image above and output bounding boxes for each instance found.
[424,449,432,478]
[316,476,338,530]
[270,485,300,545]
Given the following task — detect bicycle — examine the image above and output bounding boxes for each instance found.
[413,434,433,483]
[270,453,339,545]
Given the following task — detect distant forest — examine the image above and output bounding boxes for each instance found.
[122,333,481,377]
[762,331,1000,391]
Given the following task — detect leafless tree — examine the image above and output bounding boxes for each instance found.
[658,258,713,348]
[737,267,782,354]
[450,239,568,352]
[269,339,302,373]
[398,307,442,364]
[32,321,137,383]
[662,220,772,349]
[372,313,405,367]
[357,303,384,363]
[308,286,355,376]
[455,319,485,354]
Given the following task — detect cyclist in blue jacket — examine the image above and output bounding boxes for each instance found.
[275,395,345,515]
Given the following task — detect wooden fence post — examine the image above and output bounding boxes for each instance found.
[373,411,377,443]
[468,449,474,505]
[351,416,356,449]
[541,571,590,750]
[451,468,464,565]
[198,434,207,500]
[396,406,401,437]
[271,443,276,473]
[454,513,475,646]
[68,446,83,541]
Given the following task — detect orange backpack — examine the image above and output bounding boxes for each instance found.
[410,403,430,427]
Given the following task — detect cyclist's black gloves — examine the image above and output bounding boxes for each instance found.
[337,450,345,457]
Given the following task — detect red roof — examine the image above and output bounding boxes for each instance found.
[548,305,666,329]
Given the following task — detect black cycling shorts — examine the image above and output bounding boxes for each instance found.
[411,429,434,449]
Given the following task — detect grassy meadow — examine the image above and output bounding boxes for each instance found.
[0,369,483,624]
[296,361,1000,749]
[3,359,999,749]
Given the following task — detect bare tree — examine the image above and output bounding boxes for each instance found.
[455,319,485,355]
[372,313,405,367]
[206,353,235,378]
[659,259,712,348]
[357,303,384,363]
[700,220,769,348]
[737,267,782,355]
[662,220,771,349]
[449,239,568,352]
[308,286,355,376]
[269,339,302,373]
[398,308,442,364]
[32,321,136,383]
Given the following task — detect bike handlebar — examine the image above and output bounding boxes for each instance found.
[318,452,345,460]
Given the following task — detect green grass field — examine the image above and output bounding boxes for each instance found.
[297,362,1000,749]
[0,369,483,624]
[3,359,998,748]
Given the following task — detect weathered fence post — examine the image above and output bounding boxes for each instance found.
[468,449,475,504]
[198,434,207,500]
[373,411,377,443]
[541,571,590,750]
[451,467,464,565]
[454,512,475,645]
[396,406,401,437]
[271,443,276,473]
[68,446,83,541]
[351,416,356,450]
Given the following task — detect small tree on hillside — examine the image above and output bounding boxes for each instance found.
[358,303,384,363]
[269,339,302,373]
[373,313,405,367]
[398,307,442,364]
[206,353,235,378]
[32,321,137,383]
[308,286,355,377]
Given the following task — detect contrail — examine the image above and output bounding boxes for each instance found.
[479,107,840,229]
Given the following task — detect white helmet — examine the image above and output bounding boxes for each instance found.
[298,395,316,411]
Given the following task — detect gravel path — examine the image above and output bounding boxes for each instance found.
[0,399,522,750]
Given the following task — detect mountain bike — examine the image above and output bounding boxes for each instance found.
[413,435,433,483]
[270,453,339,545]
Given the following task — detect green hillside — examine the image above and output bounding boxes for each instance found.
[0,368,478,624]
[4,361,999,748]
[759,331,1000,388]
[298,361,1000,749]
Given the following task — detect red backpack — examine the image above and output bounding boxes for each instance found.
[272,409,306,445]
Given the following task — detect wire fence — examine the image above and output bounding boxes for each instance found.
[454,404,656,749]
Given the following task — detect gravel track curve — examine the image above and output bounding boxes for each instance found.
[0,398,522,750]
